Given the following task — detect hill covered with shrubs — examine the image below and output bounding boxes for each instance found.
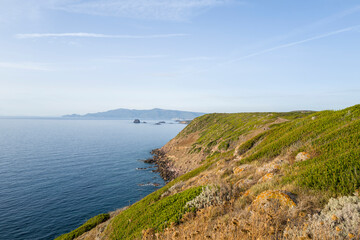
[56,105,360,240]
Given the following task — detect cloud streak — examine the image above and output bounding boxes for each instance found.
[1,0,235,23]
[276,5,360,42]
[224,25,360,64]
[0,62,51,71]
[54,0,233,21]
[94,55,167,62]
[16,32,188,39]
[106,55,166,59]
[179,56,215,61]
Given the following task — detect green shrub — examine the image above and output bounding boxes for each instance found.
[109,148,236,239]
[54,213,110,240]
[110,187,203,240]
[185,186,222,210]
[237,132,265,156]
[236,105,360,195]
[284,195,360,239]
[218,141,230,151]
[176,111,312,155]
[181,105,360,195]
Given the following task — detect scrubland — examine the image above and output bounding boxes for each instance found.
[57,105,360,240]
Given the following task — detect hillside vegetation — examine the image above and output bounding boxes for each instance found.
[58,105,360,240]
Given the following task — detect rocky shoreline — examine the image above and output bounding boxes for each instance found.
[144,149,177,182]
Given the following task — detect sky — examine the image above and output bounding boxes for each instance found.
[0,0,360,116]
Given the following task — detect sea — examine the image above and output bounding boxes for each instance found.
[0,119,185,240]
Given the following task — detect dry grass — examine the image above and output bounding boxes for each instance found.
[141,191,360,240]
[150,198,295,240]
[141,184,358,240]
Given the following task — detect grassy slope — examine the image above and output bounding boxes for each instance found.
[182,111,310,154]
[106,112,319,239]
[179,105,360,195]
[108,151,236,239]
[110,187,202,240]
[238,105,360,195]
[58,105,360,239]
[55,214,110,240]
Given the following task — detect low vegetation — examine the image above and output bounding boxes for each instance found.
[285,195,360,239]
[108,150,236,240]
[181,111,311,154]
[110,186,202,240]
[58,105,360,240]
[54,213,110,240]
[238,105,360,195]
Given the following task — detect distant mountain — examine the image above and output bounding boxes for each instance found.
[63,108,205,120]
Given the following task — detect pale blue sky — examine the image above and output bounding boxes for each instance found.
[0,0,359,116]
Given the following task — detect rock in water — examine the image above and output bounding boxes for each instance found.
[133,119,140,123]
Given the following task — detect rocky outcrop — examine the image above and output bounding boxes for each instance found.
[257,173,275,183]
[144,149,178,181]
[233,164,251,175]
[252,190,296,210]
[295,152,311,162]
[156,132,206,177]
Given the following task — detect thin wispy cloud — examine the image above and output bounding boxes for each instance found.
[277,5,360,41]
[224,25,360,64]
[1,0,236,23]
[179,56,215,61]
[54,0,234,21]
[95,55,167,62]
[0,62,51,71]
[107,55,166,59]
[16,33,188,39]
[312,5,360,28]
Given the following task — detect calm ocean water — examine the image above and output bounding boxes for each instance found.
[0,119,185,240]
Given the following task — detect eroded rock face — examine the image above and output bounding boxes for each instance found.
[145,149,178,181]
[295,152,311,162]
[252,190,296,211]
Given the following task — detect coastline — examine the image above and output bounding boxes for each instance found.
[55,105,360,239]
[54,147,176,240]
[144,149,177,182]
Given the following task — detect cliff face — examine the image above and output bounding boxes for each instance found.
[59,105,360,240]
[152,131,205,180]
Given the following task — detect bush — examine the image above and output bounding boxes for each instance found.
[218,141,230,151]
[284,195,360,239]
[185,185,222,210]
[111,187,203,240]
[237,133,265,156]
[160,181,185,198]
[54,213,110,240]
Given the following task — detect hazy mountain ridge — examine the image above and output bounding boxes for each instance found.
[63,108,205,120]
